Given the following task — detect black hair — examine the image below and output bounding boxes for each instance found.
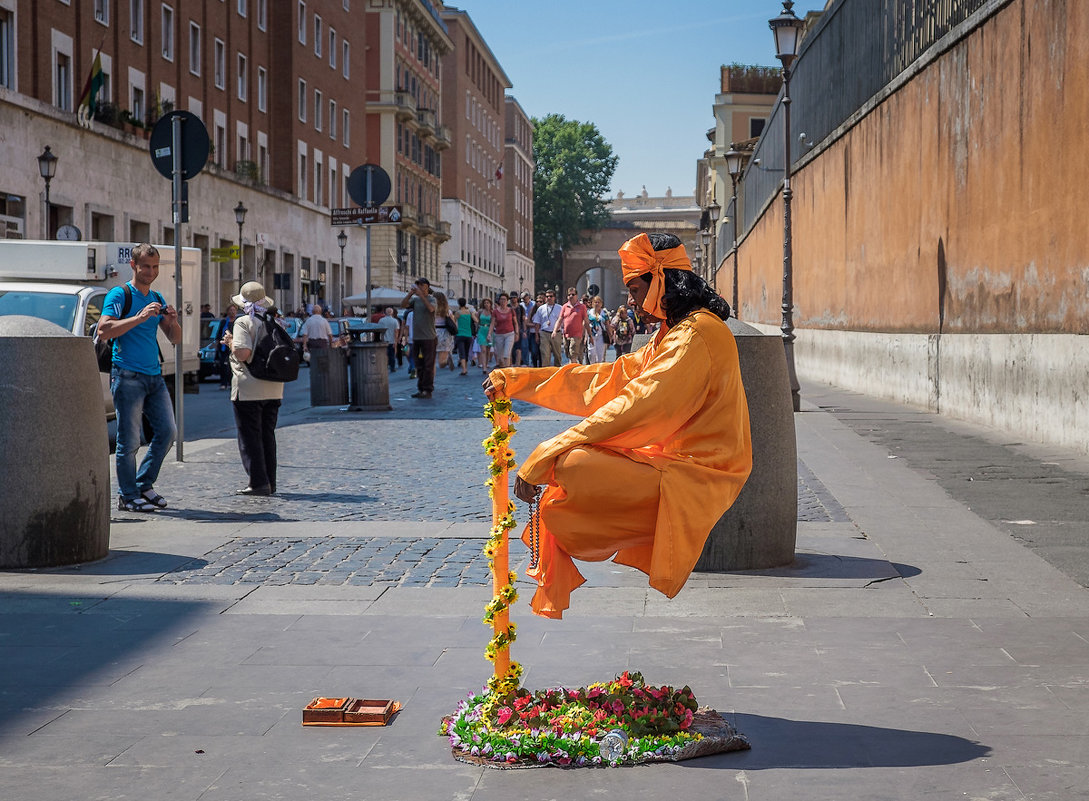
[640,233,732,326]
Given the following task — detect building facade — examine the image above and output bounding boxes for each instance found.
[0,0,368,316]
[502,95,534,295]
[363,0,452,294]
[438,5,510,304]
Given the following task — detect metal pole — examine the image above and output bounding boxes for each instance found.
[782,65,801,412]
[340,244,346,316]
[731,177,740,317]
[365,225,372,316]
[171,114,185,460]
[43,182,51,239]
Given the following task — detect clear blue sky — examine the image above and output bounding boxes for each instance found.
[455,1,784,198]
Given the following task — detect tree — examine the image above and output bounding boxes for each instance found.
[532,114,618,290]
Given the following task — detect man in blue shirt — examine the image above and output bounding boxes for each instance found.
[98,244,182,513]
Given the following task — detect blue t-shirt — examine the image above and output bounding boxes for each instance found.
[103,282,164,375]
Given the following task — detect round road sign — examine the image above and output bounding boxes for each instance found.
[149,111,210,181]
[347,164,392,208]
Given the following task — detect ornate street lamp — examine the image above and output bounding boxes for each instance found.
[707,199,721,292]
[724,147,744,317]
[234,201,248,280]
[770,0,806,412]
[468,265,475,303]
[37,146,58,239]
[337,229,347,314]
[445,261,452,295]
[699,229,712,283]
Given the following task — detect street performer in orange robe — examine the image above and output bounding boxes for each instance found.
[483,232,753,618]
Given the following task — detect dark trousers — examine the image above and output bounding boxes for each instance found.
[528,332,541,367]
[233,398,281,491]
[413,338,437,393]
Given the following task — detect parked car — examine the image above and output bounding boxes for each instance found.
[197,318,222,381]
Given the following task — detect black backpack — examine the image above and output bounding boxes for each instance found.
[245,313,301,382]
[92,285,165,373]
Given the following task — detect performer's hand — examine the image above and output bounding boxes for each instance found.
[514,476,540,504]
[482,374,498,399]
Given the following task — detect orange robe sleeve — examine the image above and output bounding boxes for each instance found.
[489,311,753,617]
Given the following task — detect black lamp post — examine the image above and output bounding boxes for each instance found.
[699,229,712,283]
[234,201,248,280]
[770,0,806,412]
[37,146,58,239]
[445,261,452,295]
[337,229,347,314]
[468,265,474,303]
[707,199,721,292]
[724,147,744,317]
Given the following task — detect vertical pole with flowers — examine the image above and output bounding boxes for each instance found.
[482,397,522,695]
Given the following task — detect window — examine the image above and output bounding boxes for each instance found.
[256,0,266,30]
[342,109,349,146]
[341,40,349,79]
[314,16,322,57]
[298,151,307,198]
[237,53,247,100]
[314,89,322,131]
[130,0,144,43]
[132,85,145,121]
[161,5,174,61]
[54,51,72,111]
[237,0,246,17]
[297,2,306,44]
[213,38,225,89]
[329,99,336,139]
[94,0,109,25]
[188,23,200,75]
[750,117,766,138]
[257,67,267,112]
[314,158,322,206]
[297,79,306,121]
[0,9,12,90]
[329,29,336,69]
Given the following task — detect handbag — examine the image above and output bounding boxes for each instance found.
[444,314,457,335]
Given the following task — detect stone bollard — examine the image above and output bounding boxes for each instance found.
[696,319,797,571]
[0,316,110,567]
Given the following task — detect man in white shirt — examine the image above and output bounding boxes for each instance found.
[531,289,562,367]
[377,307,399,372]
[300,305,333,352]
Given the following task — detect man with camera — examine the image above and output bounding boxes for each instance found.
[401,277,437,398]
[97,243,182,513]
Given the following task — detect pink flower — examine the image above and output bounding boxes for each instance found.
[497,706,513,726]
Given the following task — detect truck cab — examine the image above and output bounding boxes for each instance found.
[0,240,203,421]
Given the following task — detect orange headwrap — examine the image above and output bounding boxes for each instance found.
[617,233,692,321]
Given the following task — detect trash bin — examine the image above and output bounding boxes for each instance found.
[347,323,392,411]
[0,316,110,567]
[695,318,797,571]
[309,346,349,406]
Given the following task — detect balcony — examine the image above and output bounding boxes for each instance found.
[366,90,417,122]
[416,108,436,139]
[234,160,260,183]
[433,124,452,151]
[434,220,451,242]
[420,212,436,232]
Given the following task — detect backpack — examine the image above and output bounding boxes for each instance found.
[244,313,301,382]
[93,285,165,373]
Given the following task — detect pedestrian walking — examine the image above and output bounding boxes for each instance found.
[435,292,458,372]
[453,297,477,375]
[221,281,283,496]
[300,304,333,353]
[557,287,590,364]
[98,243,181,513]
[532,289,562,367]
[377,307,399,372]
[587,295,611,363]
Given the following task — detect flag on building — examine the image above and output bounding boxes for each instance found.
[78,50,105,118]
[494,163,503,181]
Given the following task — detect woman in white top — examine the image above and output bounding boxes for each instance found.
[586,295,611,364]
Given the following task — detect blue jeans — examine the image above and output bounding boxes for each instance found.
[111,367,177,501]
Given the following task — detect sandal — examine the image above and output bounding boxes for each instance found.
[118,496,158,513]
[141,490,168,509]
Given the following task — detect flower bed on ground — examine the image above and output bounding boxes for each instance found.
[441,671,748,768]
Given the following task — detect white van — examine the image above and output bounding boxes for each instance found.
[0,240,203,420]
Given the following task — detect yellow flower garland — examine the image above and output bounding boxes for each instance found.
[482,398,522,696]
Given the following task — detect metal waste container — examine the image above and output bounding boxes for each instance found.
[0,316,110,567]
[347,323,391,411]
[309,346,349,406]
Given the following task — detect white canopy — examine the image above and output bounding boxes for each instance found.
[343,285,452,308]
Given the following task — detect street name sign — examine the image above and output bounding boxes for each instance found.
[330,206,403,226]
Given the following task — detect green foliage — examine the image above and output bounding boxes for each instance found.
[531,114,618,290]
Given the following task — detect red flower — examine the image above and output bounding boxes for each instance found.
[497,706,513,726]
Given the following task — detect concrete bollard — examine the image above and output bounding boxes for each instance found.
[696,319,797,571]
[0,316,110,567]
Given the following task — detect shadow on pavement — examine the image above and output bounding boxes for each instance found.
[8,551,209,577]
[709,554,921,581]
[694,713,990,769]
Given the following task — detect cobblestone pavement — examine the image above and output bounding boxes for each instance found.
[125,366,849,586]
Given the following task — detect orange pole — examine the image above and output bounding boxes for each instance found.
[491,405,511,682]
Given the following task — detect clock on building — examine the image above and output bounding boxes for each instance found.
[56,224,82,241]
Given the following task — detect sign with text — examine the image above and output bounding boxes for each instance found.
[331,205,403,226]
[210,246,240,262]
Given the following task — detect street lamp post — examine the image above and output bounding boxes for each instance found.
[707,199,721,292]
[770,0,806,412]
[445,261,452,296]
[468,266,475,303]
[724,147,744,318]
[234,201,248,281]
[37,146,58,239]
[699,229,712,283]
[337,229,347,315]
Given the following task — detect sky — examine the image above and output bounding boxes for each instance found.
[453,0,785,199]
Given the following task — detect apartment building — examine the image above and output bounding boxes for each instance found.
[437,5,510,303]
[0,0,366,315]
[502,96,534,295]
[363,0,452,293]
